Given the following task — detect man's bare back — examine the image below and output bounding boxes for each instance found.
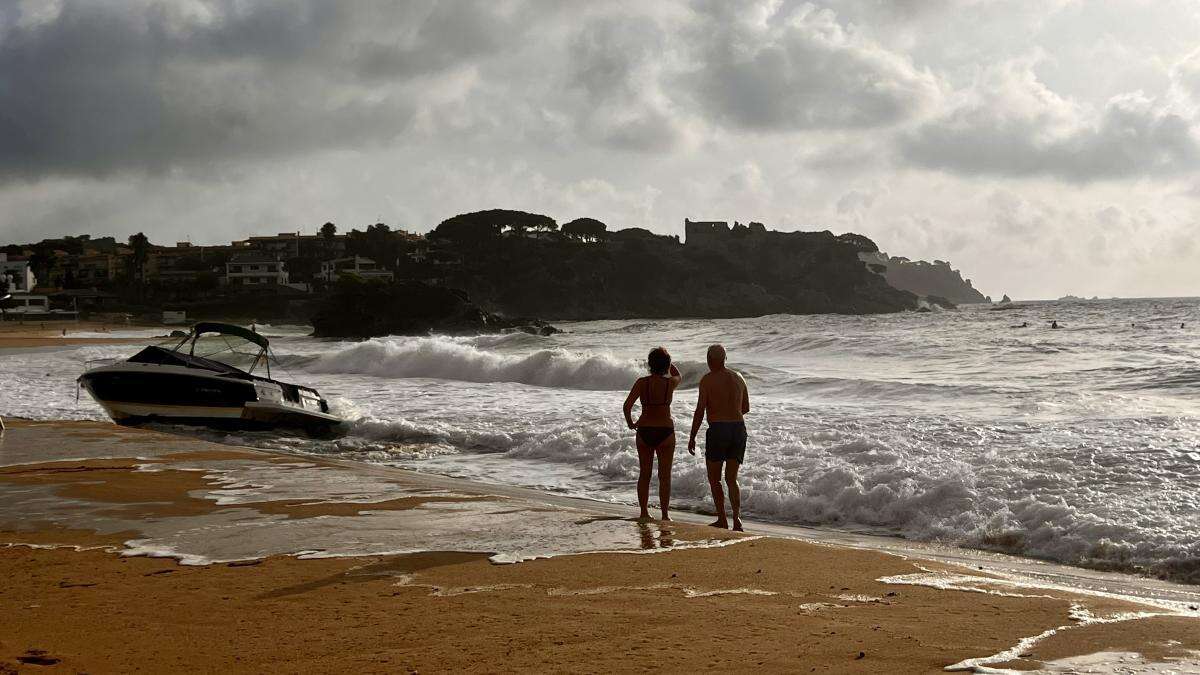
[698,369,749,423]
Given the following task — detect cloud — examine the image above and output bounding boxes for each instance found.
[836,189,876,215]
[721,161,767,196]
[562,13,690,152]
[899,59,1200,180]
[681,1,941,131]
[0,0,528,178]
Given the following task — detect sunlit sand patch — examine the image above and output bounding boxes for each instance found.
[944,605,1166,673]
[879,567,1199,673]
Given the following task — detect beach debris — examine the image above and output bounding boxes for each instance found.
[227,559,262,567]
[17,650,59,666]
[56,580,97,588]
[855,651,866,660]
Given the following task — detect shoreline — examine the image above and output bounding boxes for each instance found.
[5,409,1200,604]
[0,321,175,348]
[1,420,1198,671]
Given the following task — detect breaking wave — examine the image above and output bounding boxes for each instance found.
[298,415,1200,584]
[297,336,643,390]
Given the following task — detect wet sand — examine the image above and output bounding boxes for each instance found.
[1,420,1198,672]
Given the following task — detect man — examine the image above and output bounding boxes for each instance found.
[688,344,750,531]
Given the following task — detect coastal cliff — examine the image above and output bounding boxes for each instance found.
[422,215,917,320]
[858,251,988,305]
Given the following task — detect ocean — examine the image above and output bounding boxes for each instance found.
[3,297,1198,584]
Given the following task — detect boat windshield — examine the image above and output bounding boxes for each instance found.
[183,334,268,374]
[167,323,271,375]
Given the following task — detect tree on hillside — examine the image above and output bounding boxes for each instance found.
[562,217,607,242]
[836,233,878,253]
[286,256,321,283]
[346,223,403,269]
[127,232,150,285]
[365,223,402,269]
[320,222,337,242]
[27,250,52,289]
[430,209,557,243]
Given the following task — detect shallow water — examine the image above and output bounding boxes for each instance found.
[3,298,1198,583]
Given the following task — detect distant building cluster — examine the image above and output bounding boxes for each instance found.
[0,228,433,319]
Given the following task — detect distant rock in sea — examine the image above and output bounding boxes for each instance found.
[1000,294,1012,304]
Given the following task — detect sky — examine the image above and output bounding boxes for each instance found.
[1,0,1199,299]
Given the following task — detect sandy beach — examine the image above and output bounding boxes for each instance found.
[0,419,1197,673]
[0,321,172,348]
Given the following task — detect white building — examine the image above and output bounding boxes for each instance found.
[2,294,49,315]
[223,254,289,287]
[320,256,394,283]
[0,253,37,292]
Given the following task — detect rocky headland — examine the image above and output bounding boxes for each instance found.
[419,215,918,321]
[858,251,988,305]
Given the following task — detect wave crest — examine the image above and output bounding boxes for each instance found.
[298,336,643,390]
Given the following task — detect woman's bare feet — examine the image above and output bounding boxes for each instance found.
[708,519,729,529]
[660,514,671,521]
[732,519,744,532]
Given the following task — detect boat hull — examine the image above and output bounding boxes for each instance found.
[80,366,343,436]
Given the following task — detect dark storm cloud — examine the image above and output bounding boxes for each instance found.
[0,0,525,178]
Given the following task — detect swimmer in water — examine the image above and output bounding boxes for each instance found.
[623,346,682,521]
[1051,320,1060,329]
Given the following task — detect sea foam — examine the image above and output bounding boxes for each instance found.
[300,336,642,390]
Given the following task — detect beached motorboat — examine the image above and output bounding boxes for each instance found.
[78,322,342,435]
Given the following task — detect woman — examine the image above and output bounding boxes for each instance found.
[623,347,682,521]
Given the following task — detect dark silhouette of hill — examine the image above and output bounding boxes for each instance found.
[414,212,916,320]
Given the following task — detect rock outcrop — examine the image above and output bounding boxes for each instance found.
[310,278,556,338]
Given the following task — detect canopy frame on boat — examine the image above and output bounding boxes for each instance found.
[168,322,272,378]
